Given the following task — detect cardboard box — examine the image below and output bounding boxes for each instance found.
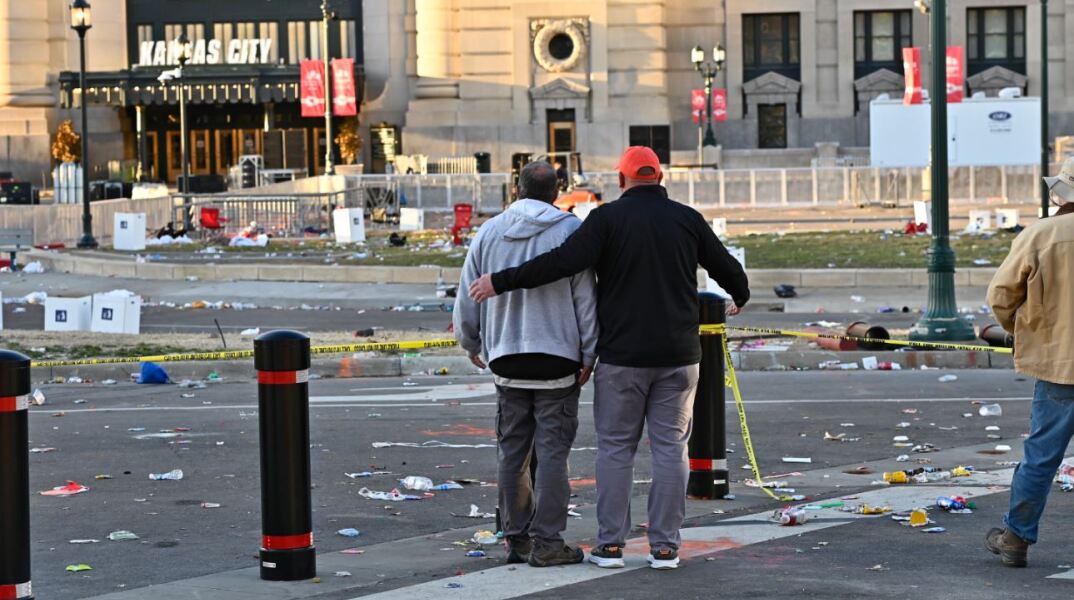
[91,292,142,334]
[44,296,92,332]
[333,208,365,243]
[113,212,147,251]
[400,208,425,231]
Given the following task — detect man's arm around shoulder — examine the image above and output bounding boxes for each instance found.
[695,211,750,310]
[489,208,607,295]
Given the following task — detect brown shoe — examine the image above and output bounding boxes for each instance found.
[528,543,584,567]
[985,528,1028,567]
[506,536,533,564]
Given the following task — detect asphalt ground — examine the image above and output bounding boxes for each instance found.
[19,369,1065,599]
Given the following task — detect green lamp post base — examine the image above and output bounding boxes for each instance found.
[909,246,977,342]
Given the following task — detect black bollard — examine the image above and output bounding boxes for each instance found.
[687,293,729,499]
[255,330,316,581]
[0,350,32,599]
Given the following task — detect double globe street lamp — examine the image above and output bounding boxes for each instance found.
[691,44,726,165]
[70,0,97,249]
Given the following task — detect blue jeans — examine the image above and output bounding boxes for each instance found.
[1004,380,1074,544]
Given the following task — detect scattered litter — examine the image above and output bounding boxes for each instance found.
[357,487,421,501]
[776,507,808,526]
[107,530,139,541]
[909,510,930,527]
[200,502,221,509]
[101,379,117,385]
[372,440,496,449]
[868,564,889,571]
[782,457,812,464]
[21,261,44,273]
[149,469,184,481]
[337,528,361,538]
[938,375,958,383]
[137,362,170,384]
[240,328,260,336]
[334,571,352,577]
[951,466,975,477]
[340,549,365,555]
[345,471,390,479]
[65,564,92,572]
[843,466,874,475]
[937,496,974,513]
[892,435,909,442]
[454,504,495,519]
[94,474,112,480]
[994,444,1012,452]
[985,425,1001,431]
[901,408,918,414]
[774,284,797,298]
[824,432,845,441]
[30,447,56,453]
[921,527,946,533]
[69,539,99,544]
[979,404,1003,417]
[840,423,856,427]
[446,583,464,589]
[895,454,910,462]
[895,422,911,429]
[472,530,498,545]
[466,550,486,558]
[40,481,88,497]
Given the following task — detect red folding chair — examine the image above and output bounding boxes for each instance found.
[452,203,473,245]
[199,207,229,231]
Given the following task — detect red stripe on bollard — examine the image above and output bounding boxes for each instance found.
[689,458,713,471]
[257,370,309,385]
[0,396,27,413]
[0,581,31,599]
[262,533,313,550]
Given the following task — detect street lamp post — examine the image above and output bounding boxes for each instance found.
[691,44,725,166]
[321,0,335,175]
[910,0,976,342]
[70,0,97,249]
[1041,0,1050,218]
[177,34,192,196]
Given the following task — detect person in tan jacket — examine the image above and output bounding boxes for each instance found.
[984,157,1074,568]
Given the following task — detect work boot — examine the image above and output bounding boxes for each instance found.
[505,536,533,564]
[985,527,1028,567]
[528,542,584,567]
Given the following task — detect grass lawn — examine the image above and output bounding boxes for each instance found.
[732,230,1016,269]
[101,228,1016,270]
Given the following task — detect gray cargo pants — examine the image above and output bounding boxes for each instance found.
[496,383,580,546]
[593,364,699,551]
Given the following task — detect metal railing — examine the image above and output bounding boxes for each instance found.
[173,189,361,238]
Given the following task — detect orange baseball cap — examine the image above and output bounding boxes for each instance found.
[615,146,662,181]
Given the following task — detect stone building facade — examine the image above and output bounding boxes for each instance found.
[363,0,1065,171]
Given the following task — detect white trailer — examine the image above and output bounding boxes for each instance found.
[870,95,1041,167]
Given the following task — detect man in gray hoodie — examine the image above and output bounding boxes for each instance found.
[454,161,598,567]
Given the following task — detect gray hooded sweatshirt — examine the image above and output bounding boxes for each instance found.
[454,199,598,371]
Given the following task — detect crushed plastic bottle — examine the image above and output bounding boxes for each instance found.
[400,476,435,491]
[883,471,909,484]
[472,530,498,544]
[777,507,808,525]
[107,530,139,541]
[149,469,183,481]
[979,404,1003,417]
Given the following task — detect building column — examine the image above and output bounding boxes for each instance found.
[414,0,458,99]
[136,104,148,181]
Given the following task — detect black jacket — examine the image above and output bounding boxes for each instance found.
[491,185,749,368]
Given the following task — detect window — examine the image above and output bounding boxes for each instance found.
[339,20,358,59]
[164,23,204,43]
[854,10,912,79]
[742,13,800,82]
[628,126,671,164]
[308,21,322,60]
[137,24,153,45]
[287,21,307,63]
[758,104,787,149]
[967,7,1026,75]
[259,22,280,63]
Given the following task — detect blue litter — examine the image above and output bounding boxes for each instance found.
[337,528,361,537]
[136,362,170,384]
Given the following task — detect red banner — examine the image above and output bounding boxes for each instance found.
[331,58,358,116]
[692,89,728,123]
[691,89,705,124]
[713,88,727,122]
[946,46,964,103]
[300,60,326,117]
[902,47,922,105]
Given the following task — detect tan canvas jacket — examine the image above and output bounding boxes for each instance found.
[987,212,1074,384]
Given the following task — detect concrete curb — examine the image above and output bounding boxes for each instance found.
[26,249,998,288]
[30,350,1012,382]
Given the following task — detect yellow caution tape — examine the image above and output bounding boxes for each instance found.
[701,324,1011,354]
[31,339,459,368]
[720,333,782,502]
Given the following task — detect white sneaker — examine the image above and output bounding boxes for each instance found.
[647,548,680,570]
[588,544,626,568]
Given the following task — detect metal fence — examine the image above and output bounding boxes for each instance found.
[173,189,362,238]
[0,196,173,246]
[340,163,1045,211]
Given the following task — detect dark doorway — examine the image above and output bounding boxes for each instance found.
[758,104,787,148]
[546,109,576,154]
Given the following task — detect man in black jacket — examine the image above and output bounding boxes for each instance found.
[469,146,749,570]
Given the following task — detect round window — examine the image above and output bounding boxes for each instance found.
[548,33,575,60]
